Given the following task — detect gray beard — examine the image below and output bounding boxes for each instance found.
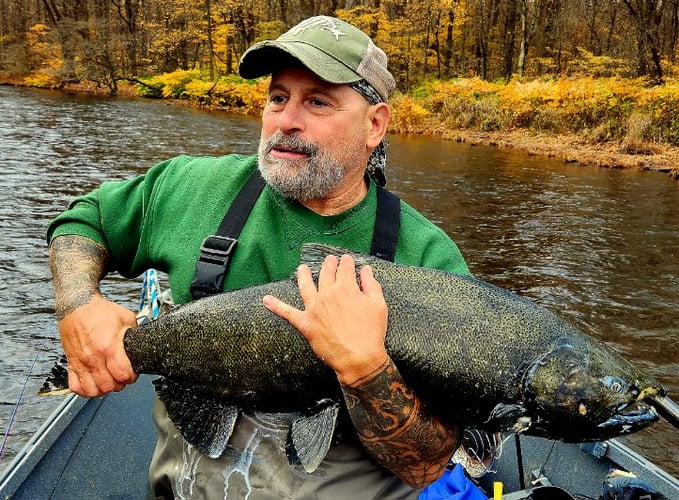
[257,131,347,201]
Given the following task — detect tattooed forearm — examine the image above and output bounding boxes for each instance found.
[49,235,110,320]
[341,357,460,488]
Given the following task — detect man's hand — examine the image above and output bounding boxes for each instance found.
[263,253,458,487]
[58,294,138,397]
[262,253,388,385]
[49,235,138,398]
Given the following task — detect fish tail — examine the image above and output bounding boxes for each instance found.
[39,268,173,396]
[37,354,71,396]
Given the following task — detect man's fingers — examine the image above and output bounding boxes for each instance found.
[67,368,85,396]
[336,254,357,284]
[263,294,304,328]
[359,265,383,298]
[106,356,137,386]
[318,255,339,289]
[106,327,138,385]
[69,366,106,397]
[296,264,317,304]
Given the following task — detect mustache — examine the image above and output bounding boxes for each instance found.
[263,132,318,157]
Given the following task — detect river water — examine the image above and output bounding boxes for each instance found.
[0,85,677,478]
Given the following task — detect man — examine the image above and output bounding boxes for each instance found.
[47,15,471,498]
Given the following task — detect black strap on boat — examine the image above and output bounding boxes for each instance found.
[190,170,266,299]
[190,171,401,299]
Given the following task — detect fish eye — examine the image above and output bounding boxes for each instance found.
[601,376,627,394]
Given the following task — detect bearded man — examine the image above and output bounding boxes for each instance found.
[47,15,470,499]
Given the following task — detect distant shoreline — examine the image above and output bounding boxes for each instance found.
[5,79,678,181]
[446,129,679,180]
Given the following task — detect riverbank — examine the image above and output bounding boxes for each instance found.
[447,129,679,179]
[7,77,679,180]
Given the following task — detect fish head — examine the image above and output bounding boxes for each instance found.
[524,343,661,442]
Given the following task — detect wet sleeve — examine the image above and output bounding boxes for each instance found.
[46,157,179,278]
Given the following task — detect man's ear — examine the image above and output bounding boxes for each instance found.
[366,103,390,149]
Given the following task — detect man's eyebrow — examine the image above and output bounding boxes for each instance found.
[269,81,340,99]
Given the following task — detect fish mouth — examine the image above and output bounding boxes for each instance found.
[597,400,659,434]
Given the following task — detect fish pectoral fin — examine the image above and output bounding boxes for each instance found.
[286,398,340,473]
[486,403,532,434]
[153,377,239,458]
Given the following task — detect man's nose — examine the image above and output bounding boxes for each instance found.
[276,101,305,133]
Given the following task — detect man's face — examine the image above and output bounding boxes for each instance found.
[258,67,373,201]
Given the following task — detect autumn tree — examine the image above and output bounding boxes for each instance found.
[3,0,679,89]
[621,0,667,81]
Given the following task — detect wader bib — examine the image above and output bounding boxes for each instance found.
[149,171,417,499]
[190,169,400,299]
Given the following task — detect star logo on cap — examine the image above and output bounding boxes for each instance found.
[291,16,347,41]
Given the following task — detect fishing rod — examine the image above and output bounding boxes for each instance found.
[0,351,40,461]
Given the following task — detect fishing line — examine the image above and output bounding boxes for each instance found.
[0,350,41,461]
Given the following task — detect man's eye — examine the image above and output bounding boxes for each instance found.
[269,94,287,104]
[309,98,328,107]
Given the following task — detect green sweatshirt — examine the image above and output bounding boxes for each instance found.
[47,154,470,303]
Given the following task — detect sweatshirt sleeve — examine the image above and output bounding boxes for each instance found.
[396,202,472,277]
[46,156,181,278]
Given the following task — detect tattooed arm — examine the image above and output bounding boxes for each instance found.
[49,235,138,397]
[263,254,459,488]
[341,358,458,487]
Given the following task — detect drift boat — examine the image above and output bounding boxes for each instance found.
[0,379,677,499]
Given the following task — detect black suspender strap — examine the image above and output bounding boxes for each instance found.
[190,169,266,299]
[190,172,401,299]
[371,183,401,262]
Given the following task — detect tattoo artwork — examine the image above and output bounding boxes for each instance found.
[49,235,109,320]
[341,358,459,488]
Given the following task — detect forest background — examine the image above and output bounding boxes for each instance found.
[1,0,679,178]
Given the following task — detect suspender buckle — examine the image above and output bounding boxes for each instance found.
[199,235,238,264]
[190,236,238,298]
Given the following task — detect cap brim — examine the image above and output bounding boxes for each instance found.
[239,41,362,85]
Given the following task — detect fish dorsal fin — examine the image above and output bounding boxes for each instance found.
[299,243,375,276]
[154,377,239,458]
[286,398,339,473]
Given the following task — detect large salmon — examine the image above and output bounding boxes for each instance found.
[42,244,678,472]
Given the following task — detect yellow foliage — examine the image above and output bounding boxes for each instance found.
[183,79,214,97]
[389,94,431,134]
[255,20,287,42]
[23,72,60,88]
[405,76,679,145]
[25,23,62,72]
[155,69,202,97]
[570,48,628,78]
[207,78,269,114]
[143,72,269,114]
[29,23,50,35]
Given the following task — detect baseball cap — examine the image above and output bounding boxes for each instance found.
[238,16,395,102]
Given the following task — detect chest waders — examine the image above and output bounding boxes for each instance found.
[190,169,401,299]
